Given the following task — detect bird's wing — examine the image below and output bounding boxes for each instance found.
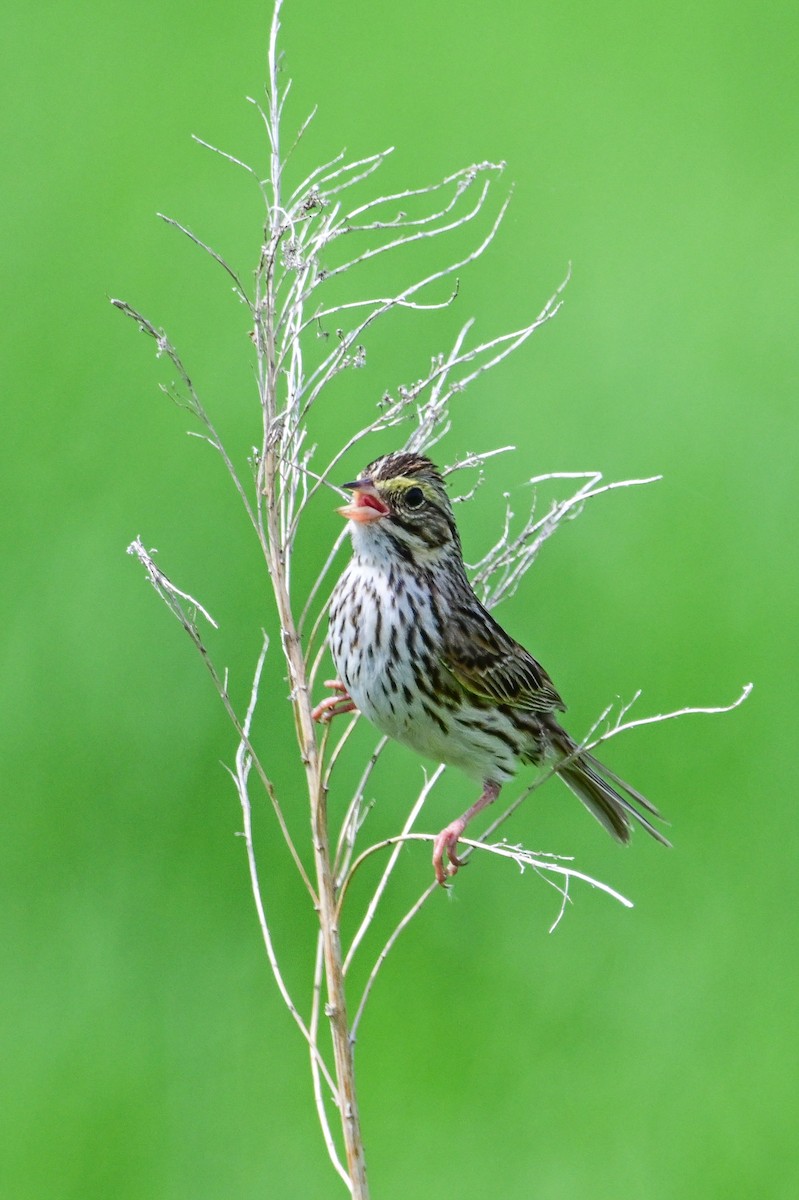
[441,607,566,713]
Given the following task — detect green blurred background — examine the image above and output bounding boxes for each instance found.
[2,0,796,1196]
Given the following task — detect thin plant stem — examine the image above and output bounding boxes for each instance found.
[118,2,753,1190]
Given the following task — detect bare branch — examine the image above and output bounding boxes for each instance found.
[443,447,516,502]
[228,636,335,1092]
[585,682,754,754]
[126,539,315,896]
[457,838,633,912]
[127,536,219,629]
[350,879,437,1045]
[309,934,351,1186]
[346,827,633,1042]
[341,765,445,974]
[121,13,751,1192]
[191,133,259,179]
[156,212,251,305]
[471,467,661,609]
[111,302,259,538]
[333,735,389,887]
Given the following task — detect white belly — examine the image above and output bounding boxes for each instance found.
[329,561,519,784]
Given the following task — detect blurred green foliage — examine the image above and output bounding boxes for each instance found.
[2,0,796,1196]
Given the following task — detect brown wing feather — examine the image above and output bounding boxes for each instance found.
[441,605,565,714]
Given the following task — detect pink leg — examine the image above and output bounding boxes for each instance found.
[311,679,358,724]
[432,780,501,886]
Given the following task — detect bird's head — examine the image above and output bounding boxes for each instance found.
[338,451,461,564]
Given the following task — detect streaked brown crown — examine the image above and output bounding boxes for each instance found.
[365,452,445,489]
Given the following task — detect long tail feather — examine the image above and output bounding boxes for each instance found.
[553,733,671,847]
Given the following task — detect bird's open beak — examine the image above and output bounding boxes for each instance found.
[337,478,390,524]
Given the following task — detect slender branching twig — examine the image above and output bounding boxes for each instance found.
[117,3,751,1194]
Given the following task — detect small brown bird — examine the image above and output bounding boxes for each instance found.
[313,451,668,884]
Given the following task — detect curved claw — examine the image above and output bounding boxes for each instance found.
[432,820,468,886]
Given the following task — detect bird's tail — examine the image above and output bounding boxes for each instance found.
[552,731,670,847]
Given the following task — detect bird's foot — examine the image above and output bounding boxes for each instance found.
[432,781,501,886]
[311,680,357,723]
[432,818,468,887]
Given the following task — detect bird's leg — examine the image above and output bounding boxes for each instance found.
[432,780,501,886]
[311,679,358,723]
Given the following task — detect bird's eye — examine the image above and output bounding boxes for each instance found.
[405,486,425,509]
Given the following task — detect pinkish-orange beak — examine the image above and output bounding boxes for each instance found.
[337,480,390,524]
